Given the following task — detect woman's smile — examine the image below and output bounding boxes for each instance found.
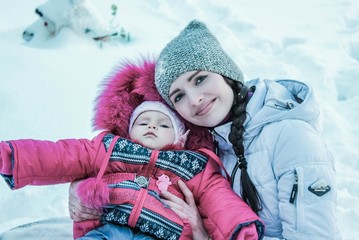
[195,99,215,117]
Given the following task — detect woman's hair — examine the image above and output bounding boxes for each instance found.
[226,78,262,214]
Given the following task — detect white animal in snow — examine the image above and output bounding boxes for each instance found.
[22,0,130,44]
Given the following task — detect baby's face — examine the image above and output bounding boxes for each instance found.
[129,111,175,150]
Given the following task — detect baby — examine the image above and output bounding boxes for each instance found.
[0,101,263,240]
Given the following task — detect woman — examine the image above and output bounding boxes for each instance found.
[70,20,341,239]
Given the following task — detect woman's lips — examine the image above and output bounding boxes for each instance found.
[196,100,215,116]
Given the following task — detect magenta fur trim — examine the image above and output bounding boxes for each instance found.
[76,177,110,211]
[93,56,214,151]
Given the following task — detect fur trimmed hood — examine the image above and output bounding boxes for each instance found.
[93,57,214,151]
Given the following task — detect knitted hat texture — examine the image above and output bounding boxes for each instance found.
[129,101,186,144]
[155,20,244,107]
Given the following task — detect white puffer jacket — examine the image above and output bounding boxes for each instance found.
[214,79,342,240]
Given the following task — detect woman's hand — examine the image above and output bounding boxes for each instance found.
[161,179,210,240]
[68,180,102,222]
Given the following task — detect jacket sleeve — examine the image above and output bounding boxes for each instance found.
[273,120,341,240]
[0,134,106,190]
[191,154,264,240]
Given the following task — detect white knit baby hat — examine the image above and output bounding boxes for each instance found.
[129,101,186,144]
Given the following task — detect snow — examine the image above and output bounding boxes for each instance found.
[0,0,358,239]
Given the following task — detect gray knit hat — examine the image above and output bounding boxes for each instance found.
[155,20,243,107]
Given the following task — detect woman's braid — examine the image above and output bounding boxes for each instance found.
[228,80,262,214]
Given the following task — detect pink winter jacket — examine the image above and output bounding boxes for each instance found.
[0,131,264,240]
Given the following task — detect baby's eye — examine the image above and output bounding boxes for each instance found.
[138,122,148,126]
[160,124,170,128]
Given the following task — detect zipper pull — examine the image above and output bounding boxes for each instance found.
[289,171,298,204]
[214,139,219,156]
[210,129,219,155]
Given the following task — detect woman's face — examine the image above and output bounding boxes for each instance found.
[169,70,234,127]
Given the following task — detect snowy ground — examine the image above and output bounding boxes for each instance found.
[0,0,358,239]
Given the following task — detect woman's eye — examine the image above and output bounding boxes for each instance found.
[195,75,207,85]
[173,93,184,103]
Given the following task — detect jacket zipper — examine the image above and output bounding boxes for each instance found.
[210,129,239,188]
[209,129,220,155]
[289,171,298,204]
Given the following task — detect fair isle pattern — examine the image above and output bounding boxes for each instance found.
[108,180,141,190]
[157,150,208,180]
[100,134,209,239]
[103,134,152,164]
[102,204,182,240]
[108,180,162,201]
[136,207,182,240]
[102,134,208,179]
[102,204,132,225]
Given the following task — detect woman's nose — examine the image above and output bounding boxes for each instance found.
[188,92,203,106]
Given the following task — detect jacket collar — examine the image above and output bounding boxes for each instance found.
[214,79,320,146]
